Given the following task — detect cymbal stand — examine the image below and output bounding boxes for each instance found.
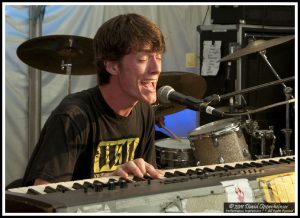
[259,50,294,156]
[61,60,72,95]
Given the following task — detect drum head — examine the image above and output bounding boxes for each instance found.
[155,138,190,150]
[189,118,240,136]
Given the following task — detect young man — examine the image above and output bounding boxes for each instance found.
[22,13,165,186]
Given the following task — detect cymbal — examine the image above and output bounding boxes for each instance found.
[154,71,207,116]
[17,35,97,75]
[219,35,294,62]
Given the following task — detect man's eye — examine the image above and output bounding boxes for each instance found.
[139,57,148,61]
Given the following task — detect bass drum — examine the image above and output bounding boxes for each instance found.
[155,138,197,169]
[189,118,251,165]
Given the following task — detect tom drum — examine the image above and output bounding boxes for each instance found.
[155,138,197,169]
[189,118,250,165]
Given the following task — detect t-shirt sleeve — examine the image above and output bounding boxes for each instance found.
[22,114,87,185]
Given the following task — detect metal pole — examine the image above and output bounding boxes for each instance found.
[28,6,45,159]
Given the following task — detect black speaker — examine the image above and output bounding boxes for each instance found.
[211,6,295,27]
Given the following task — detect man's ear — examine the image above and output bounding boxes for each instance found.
[104,60,119,75]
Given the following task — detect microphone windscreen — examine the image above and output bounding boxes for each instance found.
[157,86,174,104]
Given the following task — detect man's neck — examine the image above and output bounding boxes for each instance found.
[99,85,137,117]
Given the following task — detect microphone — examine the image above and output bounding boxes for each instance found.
[157,86,225,117]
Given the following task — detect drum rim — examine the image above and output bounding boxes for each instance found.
[189,118,241,137]
[155,137,192,151]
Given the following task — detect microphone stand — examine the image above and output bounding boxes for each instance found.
[218,76,294,101]
[259,50,294,156]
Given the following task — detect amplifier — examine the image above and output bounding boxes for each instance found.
[211,6,295,27]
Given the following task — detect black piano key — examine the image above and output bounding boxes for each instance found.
[83,181,94,189]
[243,162,255,168]
[269,159,280,164]
[93,180,104,185]
[44,186,57,193]
[164,172,175,178]
[26,188,42,195]
[108,178,118,182]
[202,167,215,173]
[143,175,153,180]
[72,182,84,189]
[56,184,71,193]
[195,168,205,175]
[132,176,146,182]
[224,165,235,170]
[186,169,197,175]
[173,171,186,176]
[215,166,227,172]
[286,157,295,162]
[261,160,272,165]
[235,164,247,169]
[250,162,263,167]
[279,158,291,164]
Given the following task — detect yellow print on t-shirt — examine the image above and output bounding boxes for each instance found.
[93,138,139,176]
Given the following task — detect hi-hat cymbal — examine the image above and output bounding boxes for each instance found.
[154,71,207,116]
[17,35,97,75]
[219,35,294,62]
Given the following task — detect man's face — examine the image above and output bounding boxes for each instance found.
[117,45,162,105]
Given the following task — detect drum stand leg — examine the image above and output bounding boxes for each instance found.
[281,88,293,156]
[259,50,294,156]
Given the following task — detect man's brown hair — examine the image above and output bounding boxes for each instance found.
[94,13,166,85]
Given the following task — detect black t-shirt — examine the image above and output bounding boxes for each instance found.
[22,86,156,186]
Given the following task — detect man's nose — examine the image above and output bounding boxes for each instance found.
[149,57,161,74]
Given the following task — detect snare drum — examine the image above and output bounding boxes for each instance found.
[155,138,197,169]
[189,118,250,165]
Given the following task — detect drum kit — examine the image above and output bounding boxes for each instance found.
[17,34,295,170]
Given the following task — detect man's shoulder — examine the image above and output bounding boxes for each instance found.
[55,86,99,114]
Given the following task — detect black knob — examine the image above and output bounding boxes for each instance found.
[108,181,116,190]
[119,179,128,188]
[94,182,103,192]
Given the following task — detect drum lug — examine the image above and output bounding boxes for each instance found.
[242,148,250,157]
[160,150,166,165]
[213,137,219,147]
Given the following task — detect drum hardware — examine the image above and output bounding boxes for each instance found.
[17,35,96,94]
[244,120,276,159]
[219,35,295,156]
[218,156,225,164]
[253,128,276,159]
[258,46,294,157]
